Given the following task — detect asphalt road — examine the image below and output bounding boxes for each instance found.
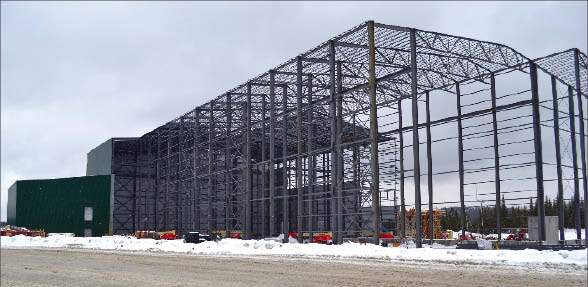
[1,248,586,287]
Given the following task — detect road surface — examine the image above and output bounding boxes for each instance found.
[1,248,586,286]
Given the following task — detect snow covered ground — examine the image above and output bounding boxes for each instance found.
[451,229,586,240]
[2,235,586,270]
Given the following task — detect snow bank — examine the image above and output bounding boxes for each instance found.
[2,235,586,268]
[563,229,586,240]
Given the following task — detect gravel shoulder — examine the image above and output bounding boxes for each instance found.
[1,248,586,287]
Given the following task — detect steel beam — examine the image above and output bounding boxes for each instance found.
[551,76,565,240]
[490,74,502,241]
[530,62,546,241]
[410,28,422,248]
[367,21,381,244]
[425,92,433,243]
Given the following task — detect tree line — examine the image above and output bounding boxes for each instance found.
[439,197,586,234]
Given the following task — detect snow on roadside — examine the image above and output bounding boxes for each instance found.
[1,235,586,269]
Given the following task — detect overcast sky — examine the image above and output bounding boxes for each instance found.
[1,1,587,221]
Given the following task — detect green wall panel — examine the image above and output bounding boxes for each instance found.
[10,175,112,236]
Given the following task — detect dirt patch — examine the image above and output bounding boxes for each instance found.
[1,248,586,287]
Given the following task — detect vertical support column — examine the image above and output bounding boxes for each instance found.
[336,61,344,243]
[148,136,154,230]
[456,83,466,241]
[398,98,405,240]
[225,94,233,237]
[193,108,200,232]
[261,90,267,238]
[425,92,433,243]
[307,75,315,242]
[409,28,422,248]
[367,21,381,244]
[551,76,565,240]
[282,85,289,240]
[567,85,581,239]
[530,62,545,241]
[165,126,171,231]
[296,57,304,241]
[155,133,161,231]
[573,49,588,241]
[133,142,138,232]
[490,74,502,241]
[245,84,252,239]
[352,115,360,233]
[269,71,277,236]
[208,101,215,235]
[178,118,184,234]
[328,39,339,243]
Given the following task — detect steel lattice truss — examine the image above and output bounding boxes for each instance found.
[107,21,587,246]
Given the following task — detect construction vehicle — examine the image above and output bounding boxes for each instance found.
[505,232,526,241]
[1,225,45,237]
[313,234,333,245]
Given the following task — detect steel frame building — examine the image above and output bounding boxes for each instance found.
[103,21,587,247]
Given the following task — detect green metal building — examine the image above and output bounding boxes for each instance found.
[7,175,114,237]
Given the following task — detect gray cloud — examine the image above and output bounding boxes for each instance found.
[2,1,586,221]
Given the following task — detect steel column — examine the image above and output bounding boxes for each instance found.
[296,57,304,241]
[490,74,502,241]
[367,21,381,244]
[573,49,588,241]
[269,71,276,236]
[425,92,433,243]
[282,85,289,240]
[336,61,344,243]
[328,39,339,243]
[550,76,565,240]
[398,98,405,239]
[261,90,267,238]
[155,133,161,231]
[409,28,422,248]
[225,94,232,237]
[165,125,171,231]
[208,101,214,235]
[456,83,466,241]
[530,62,546,241]
[307,75,315,243]
[194,108,200,232]
[245,84,252,239]
[178,118,184,234]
